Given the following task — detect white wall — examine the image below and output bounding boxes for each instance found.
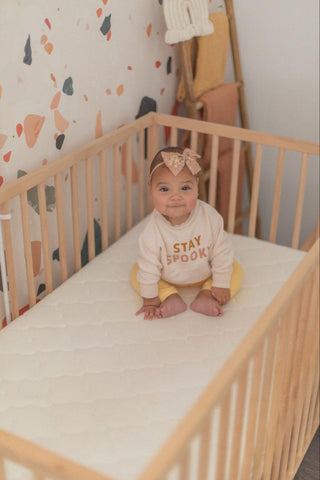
[233,0,319,246]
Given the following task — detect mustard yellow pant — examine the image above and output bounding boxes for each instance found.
[130,260,243,302]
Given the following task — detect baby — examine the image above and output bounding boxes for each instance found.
[131,146,243,320]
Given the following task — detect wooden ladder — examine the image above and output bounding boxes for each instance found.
[179,0,261,237]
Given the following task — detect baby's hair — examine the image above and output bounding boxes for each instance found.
[149,146,183,178]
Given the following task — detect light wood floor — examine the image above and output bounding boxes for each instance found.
[294,428,319,480]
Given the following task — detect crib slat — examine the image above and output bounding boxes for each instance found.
[227,139,241,233]
[86,157,95,262]
[248,144,262,237]
[32,473,45,480]
[54,173,68,282]
[238,347,263,480]
[291,152,308,249]
[215,390,231,480]
[37,183,53,294]
[288,271,318,470]
[126,136,133,232]
[99,149,108,251]
[262,310,291,480]
[138,130,145,221]
[70,165,81,272]
[197,417,211,480]
[0,202,19,320]
[20,192,36,308]
[147,123,158,171]
[147,123,158,212]
[297,269,319,453]
[279,286,310,477]
[269,148,285,243]
[113,144,121,241]
[251,329,278,480]
[207,135,219,208]
[190,130,198,152]
[305,341,319,440]
[179,448,190,480]
[0,455,5,479]
[228,364,249,480]
[170,126,178,146]
[271,301,301,480]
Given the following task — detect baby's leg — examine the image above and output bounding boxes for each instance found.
[157,294,187,318]
[190,290,223,317]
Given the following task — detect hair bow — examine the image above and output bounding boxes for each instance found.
[160,148,202,176]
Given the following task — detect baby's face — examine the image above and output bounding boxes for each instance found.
[150,165,199,225]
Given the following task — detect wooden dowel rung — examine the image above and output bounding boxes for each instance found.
[262,311,290,479]
[20,192,36,308]
[227,139,241,233]
[113,144,121,241]
[138,130,145,221]
[239,350,263,480]
[170,127,178,146]
[147,123,158,213]
[251,329,278,480]
[99,150,108,251]
[190,130,198,152]
[215,391,231,479]
[248,144,262,237]
[229,364,249,480]
[179,448,190,480]
[208,135,219,207]
[70,165,81,272]
[0,457,6,479]
[294,269,319,458]
[54,173,68,282]
[1,202,19,319]
[37,183,52,294]
[269,148,285,243]
[197,417,211,480]
[126,136,133,231]
[292,153,308,249]
[86,157,95,262]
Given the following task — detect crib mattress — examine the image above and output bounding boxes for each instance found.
[0,218,305,480]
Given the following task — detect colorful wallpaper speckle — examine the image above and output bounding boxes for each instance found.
[0,0,180,187]
[0,0,182,317]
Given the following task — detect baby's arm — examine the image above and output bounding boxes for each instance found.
[209,213,234,306]
[136,296,161,320]
[211,286,231,305]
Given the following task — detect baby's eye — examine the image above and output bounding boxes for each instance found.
[181,185,191,191]
[159,186,169,192]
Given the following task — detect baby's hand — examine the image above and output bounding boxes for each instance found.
[136,296,161,321]
[211,287,231,306]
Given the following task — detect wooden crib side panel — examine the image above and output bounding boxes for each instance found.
[0,114,154,324]
[137,240,319,480]
[154,113,319,247]
[0,429,116,480]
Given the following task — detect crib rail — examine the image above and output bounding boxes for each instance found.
[0,429,115,480]
[0,113,319,478]
[137,239,319,480]
[0,113,156,325]
[154,113,319,244]
[0,112,319,326]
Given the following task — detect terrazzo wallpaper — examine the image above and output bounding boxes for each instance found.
[0,0,186,318]
[0,0,180,187]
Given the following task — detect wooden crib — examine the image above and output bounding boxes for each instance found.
[0,112,319,480]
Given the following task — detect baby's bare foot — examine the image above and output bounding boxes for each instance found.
[191,290,223,317]
[157,294,187,318]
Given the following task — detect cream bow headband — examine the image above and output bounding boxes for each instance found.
[149,148,201,180]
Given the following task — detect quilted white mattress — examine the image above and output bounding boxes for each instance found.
[0,218,305,480]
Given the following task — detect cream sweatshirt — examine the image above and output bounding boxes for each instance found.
[137,200,234,298]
